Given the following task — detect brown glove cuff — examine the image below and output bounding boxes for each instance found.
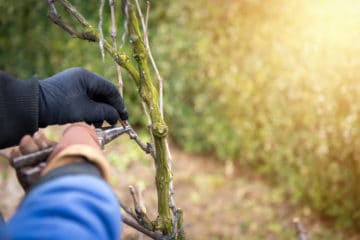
[41,144,111,182]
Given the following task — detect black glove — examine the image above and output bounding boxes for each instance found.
[39,67,128,128]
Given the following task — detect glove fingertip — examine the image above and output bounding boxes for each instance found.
[97,104,121,125]
[93,122,104,128]
[106,111,120,125]
[119,110,129,121]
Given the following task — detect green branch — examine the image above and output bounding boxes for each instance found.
[47,0,182,237]
[128,3,172,234]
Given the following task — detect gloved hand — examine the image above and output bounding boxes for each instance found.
[9,131,55,190]
[42,123,110,182]
[9,123,110,191]
[39,67,128,128]
[47,123,100,162]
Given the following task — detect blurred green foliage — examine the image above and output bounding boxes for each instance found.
[151,0,360,230]
[1,0,360,231]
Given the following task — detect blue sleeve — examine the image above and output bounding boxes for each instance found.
[0,213,5,239]
[5,175,121,240]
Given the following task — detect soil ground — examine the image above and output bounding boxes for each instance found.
[0,125,359,240]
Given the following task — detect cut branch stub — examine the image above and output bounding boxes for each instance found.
[129,185,154,231]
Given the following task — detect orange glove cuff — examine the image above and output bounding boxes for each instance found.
[42,123,111,182]
[42,144,111,182]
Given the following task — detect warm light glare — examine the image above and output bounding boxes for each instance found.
[272,0,360,84]
[302,0,360,47]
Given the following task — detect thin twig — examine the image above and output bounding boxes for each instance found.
[140,101,156,156]
[166,140,176,214]
[122,216,162,240]
[129,185,141,214]
[129,186,154,231]
[119,202,137,220]
[121,0,129,48]
[48,0,58,15]
[175,209,185,240]
[293,218,310,240]
[58,0,91,28]
[116,190,160,239]
[109,0,124,95]
[137,183,146,214]
[98,0,105,61]
[134,0,147,44]
[48,1,78,37]
[109,0,117,43]
[145,1,150,30]
[134,0,164,118]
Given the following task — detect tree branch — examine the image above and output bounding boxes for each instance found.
[116,191,162,239]
[293,218,310,240]
[122,216,162,240]
[109,0,124,95]
[98,0,106,61]
[145,1,150,30]
[134,0,164,118]
[133,0,176,216]
[48,2,78,37]
[48,0,139,83]
[128,2,172,233]
[128,185,154,230]
[58,0,90,28]
[121,0,129,48]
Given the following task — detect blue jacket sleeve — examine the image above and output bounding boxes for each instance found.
[5,174,121,240]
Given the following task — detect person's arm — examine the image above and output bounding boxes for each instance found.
[6,164,121,240]
[5,123,122,240]
[0,72,39,148]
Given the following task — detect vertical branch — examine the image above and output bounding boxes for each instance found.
[128,2,172,234]
[166,140,176,213]
[134,0,147,44]
[145,1,149,30]
[98,0,106,61]
[141,101,156,156]
[109,0,124,95]
[133,0,176,214]
[134,0,163,118]
[124,0,154,148]
[121,0,129,48]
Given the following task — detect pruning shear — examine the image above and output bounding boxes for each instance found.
[11,122,154,184]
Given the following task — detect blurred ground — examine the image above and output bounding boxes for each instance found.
[0,126,359,240]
